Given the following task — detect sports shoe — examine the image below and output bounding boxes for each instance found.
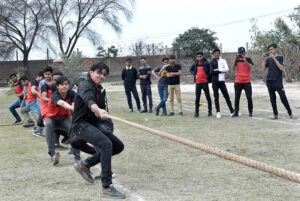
[51,152,60,166]
[290,115,297,120]
[140,109,148,113]
[33,130,45,137]
[194,113,199,118]
[155,107,159,116]
[23,121,35,128]
[168,112,174,117]
[216,112,221,118]
[178,112,184,117]
[161,112,167,116]
[271,115,278,120]
[148,109,153,113]
[100,184,126,199]
[231,112,239,117]
[208,111,212,117]
[55,144,69,151]
[249,113,253,118]
[74,161,94,183]
[128,109,133,113]
[13,119,22,124]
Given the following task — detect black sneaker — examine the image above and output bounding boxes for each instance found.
[168,112,174,117]
[178,112,184,117]
[208,111,212,117]
[55,144,69,151]
[141,109,148,113]
[51,152,60,166]
[74,161,94,183]
[161,113,167,116]
[231,112,239,118]
[23,121,35,127]
[148,109,153,113]
[100,184,126,199]
[155,107,159,116]
[13,119,22,124]
[194,113,199,118]
[271,115,278,120]
[249,113,253,118]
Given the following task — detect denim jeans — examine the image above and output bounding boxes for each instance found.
[26,101,43,131]
[9,99,25,121]
[157,85,168,114]
[73,121,124,188]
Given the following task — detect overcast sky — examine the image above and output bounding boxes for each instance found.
[32,0,300,59]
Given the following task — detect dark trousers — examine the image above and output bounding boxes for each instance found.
[140,84,153,111]
[195,83,212,114]
[234,82,253,114]
[266,80,292,116]
[73,122,124,188]
[212,82,234,113]
[124,85,141,110]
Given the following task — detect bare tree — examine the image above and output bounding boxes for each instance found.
[45,0,134,58]
[0,0,48,78]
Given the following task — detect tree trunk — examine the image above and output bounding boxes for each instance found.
[284,67,293,83]
[22,52,30,79]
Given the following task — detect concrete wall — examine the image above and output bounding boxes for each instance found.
[0,53,264,86]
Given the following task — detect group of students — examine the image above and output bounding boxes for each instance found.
[122,44,296,120]
[8,63,127,198]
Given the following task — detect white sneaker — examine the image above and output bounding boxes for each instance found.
[216,112,221,118]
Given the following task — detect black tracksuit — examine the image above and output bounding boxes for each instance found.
[121,67,141,110]
[265,56,292,116]
[72,78,124,188]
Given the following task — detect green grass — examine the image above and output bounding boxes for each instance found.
[1,83,300,201]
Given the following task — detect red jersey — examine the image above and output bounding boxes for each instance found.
[45,89,75,120]
[40,83,53,116]
[235,57,253,83]
[26,80,39,103]
[13,80,24,99]
[196,63,208,84]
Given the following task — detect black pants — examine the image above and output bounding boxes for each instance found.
[140,84,153,111]
[124,85,141,110]
[234,82,253,114]
[266,80,292,116]
[73,122,124,188]
[212,82,234,113]
[195,83,212,114]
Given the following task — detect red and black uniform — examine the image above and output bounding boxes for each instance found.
[190,59,212,115]
[234,57,254,115]
[40,83,55,117]
[26,80,39,104]
[13,80,24,100]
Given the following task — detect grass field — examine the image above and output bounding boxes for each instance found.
[1,81,300,201]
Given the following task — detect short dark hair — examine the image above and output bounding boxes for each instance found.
[196,51,204,56]
[38,71,44,77]
[20,75,28,81]
[9,73,17,79]
[55,76,69,86]
[125,58,132,63]
[52,71,63,76]
[213,48,220,54]
[140,57,146,60]
[88,62,109,77]
[169,55,176,59]
[162,57,169,62]
[43,66,53,74]
[268,44,278,50]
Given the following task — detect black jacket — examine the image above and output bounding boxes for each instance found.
[190,58,211,83]
[121,67,138,86]
[72,78,107,126]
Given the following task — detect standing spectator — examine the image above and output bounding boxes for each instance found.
[166,55,183,116]
[138,57,153,113]
[261,44,296,120]
[121,58,141,113]
[190,52,212,118]
[210,49,234,118]
[232,47,254,117]
[152,57,169,116]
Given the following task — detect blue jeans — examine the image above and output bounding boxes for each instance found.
[26,101,43,131]
[157,85,168,114]
[9,99,25,121]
